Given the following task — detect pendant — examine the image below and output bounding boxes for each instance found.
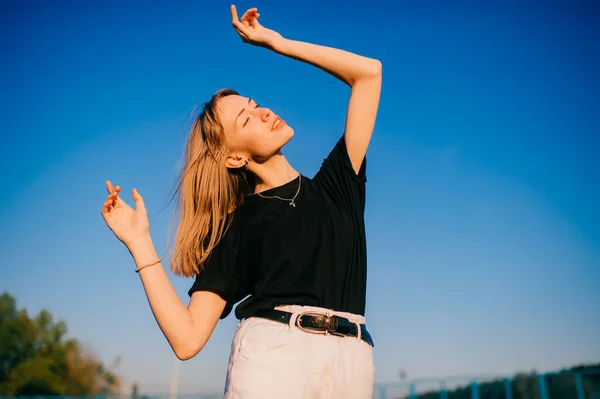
[290,201,296,207]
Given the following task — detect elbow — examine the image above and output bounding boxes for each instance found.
[368,59,382,77]
[174,348,199,361]
[173,342,203,361]
[351,59,382,86]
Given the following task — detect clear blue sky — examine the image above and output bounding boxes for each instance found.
[1,0,599,395]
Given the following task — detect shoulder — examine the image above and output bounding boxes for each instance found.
[310,135,368,213]
[313,135,367,185]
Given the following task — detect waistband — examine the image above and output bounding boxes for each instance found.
[274,304,366,324]
[250,305,374,347]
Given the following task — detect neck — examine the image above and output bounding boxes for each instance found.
[251,153,299,193]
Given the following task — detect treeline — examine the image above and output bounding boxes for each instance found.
[0,292,120,396]
[411,364,600,399]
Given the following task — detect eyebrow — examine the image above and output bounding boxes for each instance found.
[235,98,253,125]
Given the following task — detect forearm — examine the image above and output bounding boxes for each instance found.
[127,236,197,359]
[272,38,381,86]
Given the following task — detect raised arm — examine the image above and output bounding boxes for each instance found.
[272,40,381,174]
[101,181,225,360]
[231,5,382,174]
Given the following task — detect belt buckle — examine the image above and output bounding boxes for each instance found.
[295,311,342,336]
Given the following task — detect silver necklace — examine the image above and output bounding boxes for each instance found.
[257,175,302,207]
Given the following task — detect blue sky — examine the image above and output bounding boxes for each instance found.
[1,0,599,395]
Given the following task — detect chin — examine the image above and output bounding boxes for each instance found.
[265,125,294,156]
[280,125,294,146]
[284,125,294,138]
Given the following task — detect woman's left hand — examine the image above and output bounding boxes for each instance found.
[230,5,284,49]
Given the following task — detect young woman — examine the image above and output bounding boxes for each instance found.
[101,5,382,398]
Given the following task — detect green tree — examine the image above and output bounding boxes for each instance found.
[0,291,121,395]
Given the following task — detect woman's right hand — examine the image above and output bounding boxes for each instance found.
[230,5,284,50]
[101,180,150,248]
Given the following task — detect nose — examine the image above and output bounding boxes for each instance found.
[260,108,272,123]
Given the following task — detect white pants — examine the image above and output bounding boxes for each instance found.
[223,304,375,399]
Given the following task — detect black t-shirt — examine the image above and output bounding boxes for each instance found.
[187,135,368,320]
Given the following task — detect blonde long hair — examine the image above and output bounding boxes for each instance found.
[168,89,253,278]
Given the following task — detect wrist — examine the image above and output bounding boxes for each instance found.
[269,37,289,54]
[127,235,159,266]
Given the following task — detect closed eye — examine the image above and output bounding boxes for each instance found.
[243,103,261,127]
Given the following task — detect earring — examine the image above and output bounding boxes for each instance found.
[244,159,249,170]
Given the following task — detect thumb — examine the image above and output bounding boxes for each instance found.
[132,188,146,212]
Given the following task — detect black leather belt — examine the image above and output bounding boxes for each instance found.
[249,309,375,347]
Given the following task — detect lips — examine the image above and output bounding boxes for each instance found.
[271,117,285,131]
[271,117,281,131]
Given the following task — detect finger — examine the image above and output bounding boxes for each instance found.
[104,189,118,208]
[106,180,121,196]
[103,197,113,210]
[113,188,121,206]
[132,188,147,213]
[102,196,115,217]
[104,192,117,212]
[231,9,248,31]
[104,191,117,202]
[230,4,239,23]
[249,13,261,28]
[240,8,258,28]
[240,7,258,22]
[101,202,109,218]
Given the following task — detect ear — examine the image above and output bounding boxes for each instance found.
[225,154,248,169]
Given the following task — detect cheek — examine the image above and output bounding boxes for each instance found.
[236,123,287,158]
[248,124,273,145]
[231,127,267,154]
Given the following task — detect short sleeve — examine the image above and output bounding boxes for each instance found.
[187,222,247,319]
[313,134,367,213]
